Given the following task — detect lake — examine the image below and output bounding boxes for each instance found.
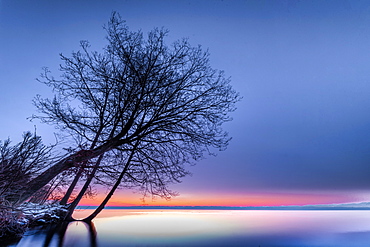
[9,209,370,247]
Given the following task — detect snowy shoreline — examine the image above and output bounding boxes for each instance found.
[0,202,68,242]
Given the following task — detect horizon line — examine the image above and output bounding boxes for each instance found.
[76,203,370,210]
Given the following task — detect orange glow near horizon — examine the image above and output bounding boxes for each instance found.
[77,190,359,207]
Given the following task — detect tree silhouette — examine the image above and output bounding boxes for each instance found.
[16,12,240,211]
[0,132,55,205]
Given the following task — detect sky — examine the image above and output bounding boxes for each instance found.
[1,0,370,206]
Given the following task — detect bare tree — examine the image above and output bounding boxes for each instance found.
[0,132,55,205]
[17,12,240,207]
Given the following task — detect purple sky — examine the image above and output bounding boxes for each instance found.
[1,0,370,205]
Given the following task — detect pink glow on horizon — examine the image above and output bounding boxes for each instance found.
[78,190,359,207]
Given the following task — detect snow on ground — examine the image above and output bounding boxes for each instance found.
[17,202,68,225]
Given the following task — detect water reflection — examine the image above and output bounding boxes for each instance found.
[14,221,96,247]
[13,210,370,247]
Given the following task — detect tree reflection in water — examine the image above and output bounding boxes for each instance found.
[42,220,97,247]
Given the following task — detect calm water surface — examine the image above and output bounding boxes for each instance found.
[11,210,370,247]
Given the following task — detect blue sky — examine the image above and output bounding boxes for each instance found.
[1,0,370,205]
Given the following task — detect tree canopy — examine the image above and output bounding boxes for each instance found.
[6,12,240,214]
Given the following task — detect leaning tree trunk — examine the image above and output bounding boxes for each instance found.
[64,154,105,221]
[16,158,72,205]
[82,163,129,222]
[16,140,117,205]
[59,168,83,205]
[82,144,137,222]
[60,131,103,206]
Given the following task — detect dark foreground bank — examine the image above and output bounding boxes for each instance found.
[0,203,68,245]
